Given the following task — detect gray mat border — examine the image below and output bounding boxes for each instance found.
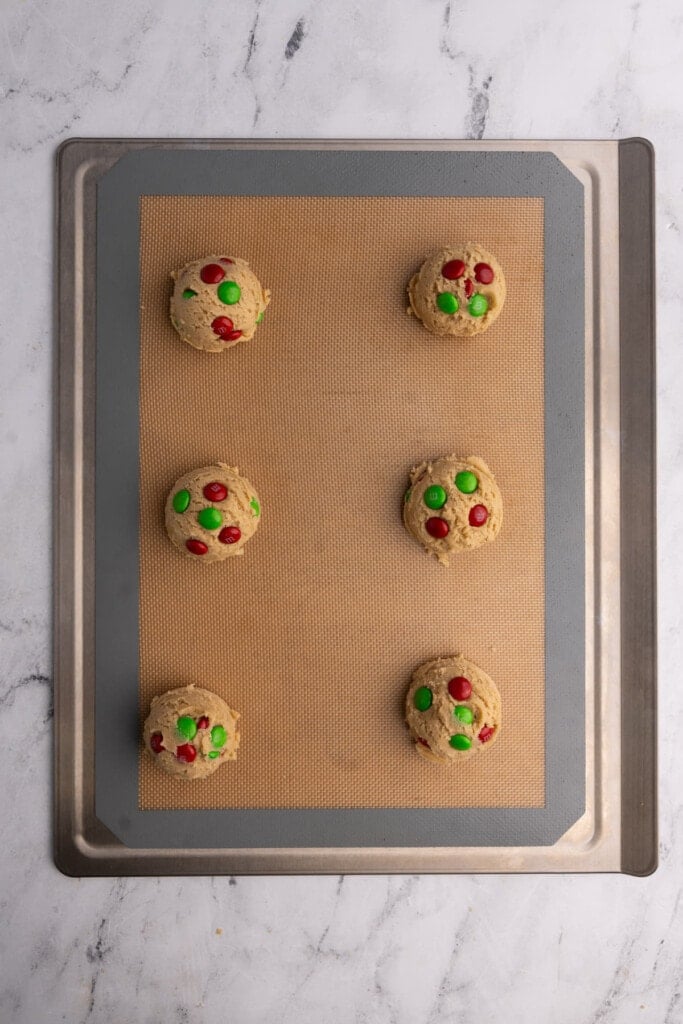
[95,148,585,849]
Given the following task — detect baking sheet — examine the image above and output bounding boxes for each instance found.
[139,194,546,813]
[54,139,656,874]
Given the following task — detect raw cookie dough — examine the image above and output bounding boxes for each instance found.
[407,244,506,337]
[165,463,261,563]
[143,685,240,780]
[403,454,502,564]
[170,255,270,353]
[405,655,501,763]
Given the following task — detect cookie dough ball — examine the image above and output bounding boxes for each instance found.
[403,455,502,564]
[165,463,261,563]
[143,685,240,780]
[170,255,270,353]
[406,655,501,763]
[407,244,506,336]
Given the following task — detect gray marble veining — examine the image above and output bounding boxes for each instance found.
[1,0,682,1020]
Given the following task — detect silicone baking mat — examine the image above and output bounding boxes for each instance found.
[90,148,586,849]
[138,195,545,811]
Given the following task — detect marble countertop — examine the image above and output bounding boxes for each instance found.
[1,0,681,1021]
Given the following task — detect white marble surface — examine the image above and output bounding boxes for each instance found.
[1,0,681,1020]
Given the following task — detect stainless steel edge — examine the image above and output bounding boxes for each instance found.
[618,138,658,877]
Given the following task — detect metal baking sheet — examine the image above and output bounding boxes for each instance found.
[54,139,656,875]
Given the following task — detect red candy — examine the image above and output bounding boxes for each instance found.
[203,481,228,502]
[474,262,494,284]
[211,317,242,342]
[478,726,495,744]
[425,517,449,539]
[468,504,489,527]
[200,263,226,284]
[218,525,241,545]
[186,538,209,556]
[219,257,234,264]
[442,259,465,280]
[448,677,472,701]
[417,738,431,749]
[211,316,234,337]
[197,716,210,730]
[175,743,197,763]
[150,732,165,754]
[464,278,474,298]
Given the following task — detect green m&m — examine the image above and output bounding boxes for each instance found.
[454,706,474,724]
[414,686,433,711]
[208,751,221,759]
[173,489,191,513]
[256,311,264,324]
[177,715,197,740]
[182,288,197,299]
[449,733,472,751]
[455,471,478,494]
[197,507,223,530]
[468,293,488,317]
[217,280,241,305]
[423,485,447,510]
[211,725,227,748]
[250,497,260,517]
[437,291,459,315]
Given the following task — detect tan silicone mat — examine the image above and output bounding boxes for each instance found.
[138,195,545,810]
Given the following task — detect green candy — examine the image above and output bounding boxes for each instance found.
[217,280,241,305]
[423,484,447,510]
[449,733,472,751]
[404,488,412,504]
[198,507,223,530]
[211,725,227,748]
[250,497,260,517]
[468,293,488,317]
[182,288,197,299]
[208,751,221,760]
[176,715,197,740]
[437,291,459,315]
[455,471,478,494]
[172,489,191,513]
[256,311,264,323]
[454,706,474,724]
[414,686,433,712]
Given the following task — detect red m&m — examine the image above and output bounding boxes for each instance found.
[425,517,449,539]
[197,716,210,730]
[203,481,228,502]
[478,726,495,743]
[186,538,208,556]
[469,505,489,527]
[448,677,472,701]
[150,732,165,754]
[200,263,225,284]
[219,526,241,545]
[464,279,474,298]
[211,316,242,342]
[474,262,494,284]
[175,743,197,763]
[442,259,465,280]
